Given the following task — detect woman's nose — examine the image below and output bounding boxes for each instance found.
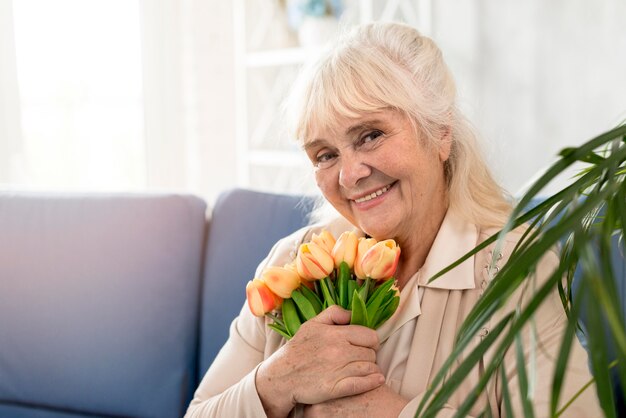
[338,152,371,189]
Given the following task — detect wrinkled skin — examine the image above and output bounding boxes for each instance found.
[303,384,408,418]
[256,306,385,418]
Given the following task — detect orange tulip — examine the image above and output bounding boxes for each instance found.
[246,278,282,317]
[296,242,334,280]
[311,230,336,254]
[284,262,314,290]
[261,266,301,299]
[354,237,378,279]
[331,231,358,269]
[359,239,401,280]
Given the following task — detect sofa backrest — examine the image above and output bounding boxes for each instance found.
[0,192,207,418]
[198,188,316,378]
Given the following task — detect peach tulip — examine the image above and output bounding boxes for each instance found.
[296,242,334,280]
[311,230,336,254]
[331,231,358,269]
[246,278,282,317]
[285,262,314,290]
[261,266,301,299]
[359,239,401,280]
[354,237,378,279]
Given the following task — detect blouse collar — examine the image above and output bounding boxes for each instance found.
[416,210,478,290]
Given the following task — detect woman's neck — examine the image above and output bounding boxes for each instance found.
[393,207,449,290]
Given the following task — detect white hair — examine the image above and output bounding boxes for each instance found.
[287,22,512,228]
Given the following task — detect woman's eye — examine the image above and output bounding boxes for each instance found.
[315,151,337,166]
[361,130,383,144]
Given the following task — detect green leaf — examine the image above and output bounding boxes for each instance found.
[291,289,317,321]
[366,291,400,329]
[373,295,399,328]
[418,313,513,418]
[366,278,395,328]
[359,277,371,302]
[327,276,338,302]
[500,366,514,418]
[282,298,301,337]
[299,284,323,314]
[550,286,580,416]
[585,280,617,418]
[418,263,566,417]
[559,147,605,164]
[457,185,614,344]
[515,333,535,418]
[367,278,395,307]
[338,261,350,309]
[350,290,369,327]
[267,323,292,340]
[319,277,336,306]
[347,279,356,308]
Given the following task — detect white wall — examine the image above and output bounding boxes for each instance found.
[432,0,626,195]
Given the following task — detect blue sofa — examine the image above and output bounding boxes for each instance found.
[0,188,624,417]
[0,189,314,418]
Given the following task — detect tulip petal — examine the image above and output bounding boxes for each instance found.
[296,242,334,280]
[311,230,336,254]
[262,266,301,298]
[332,231,358,269]
[246,278,282,316]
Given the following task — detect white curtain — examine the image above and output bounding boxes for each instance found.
[0,0,238,202]
[0,0,23,183]
[138,0,238,201]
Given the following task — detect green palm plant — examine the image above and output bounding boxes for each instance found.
[415,123,626,417]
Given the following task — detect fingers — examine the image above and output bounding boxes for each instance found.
[276,307,382,406]
[342,326,380,350]
[332,370,385,398]
[307,306,380,350]
[311,304,351,325]
[341,346,377,364]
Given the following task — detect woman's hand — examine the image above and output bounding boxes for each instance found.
[255,305,384,418]
[302,384,408,418]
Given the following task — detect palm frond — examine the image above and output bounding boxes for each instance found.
[416,124,626,417]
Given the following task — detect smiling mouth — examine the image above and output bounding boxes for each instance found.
[353,182,396,203]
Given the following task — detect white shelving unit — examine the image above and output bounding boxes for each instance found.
[234,0,431,195]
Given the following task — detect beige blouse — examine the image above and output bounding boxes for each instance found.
[186,211,602,417]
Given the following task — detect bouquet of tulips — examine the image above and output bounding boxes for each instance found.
[246,230,401,340]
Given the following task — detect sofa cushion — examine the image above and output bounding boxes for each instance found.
[0,192,207,418]
[198,188,316,377]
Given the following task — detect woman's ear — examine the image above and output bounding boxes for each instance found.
[438,126,452,162]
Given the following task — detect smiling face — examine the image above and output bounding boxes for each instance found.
[304,109,451,250]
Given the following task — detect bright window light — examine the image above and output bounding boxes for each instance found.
[12,0,145,191]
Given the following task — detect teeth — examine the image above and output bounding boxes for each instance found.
[354,185,391,203]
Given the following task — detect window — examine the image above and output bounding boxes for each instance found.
[12,0,145,191]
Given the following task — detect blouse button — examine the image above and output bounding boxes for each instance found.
[478,328,490,338]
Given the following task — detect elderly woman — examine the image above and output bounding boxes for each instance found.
[186,22,600,417]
